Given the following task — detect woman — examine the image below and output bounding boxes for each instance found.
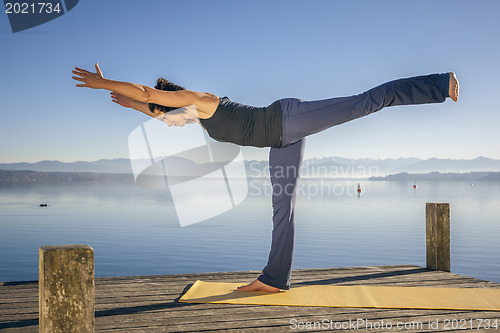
[72,64,459,292]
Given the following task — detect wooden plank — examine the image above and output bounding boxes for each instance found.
[1,265,499,332]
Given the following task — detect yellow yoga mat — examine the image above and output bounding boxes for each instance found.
[179,280,500,311]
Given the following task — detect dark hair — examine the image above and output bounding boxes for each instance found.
[148,77,186,113]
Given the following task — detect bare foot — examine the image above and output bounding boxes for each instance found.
[449,72,459,102]
[237,279,280,293]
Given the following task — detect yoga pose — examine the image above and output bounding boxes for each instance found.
[72,64,459,292]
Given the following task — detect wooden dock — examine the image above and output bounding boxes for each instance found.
[1,265,500,332]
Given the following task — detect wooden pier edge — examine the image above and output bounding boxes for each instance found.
[2,265,500,332]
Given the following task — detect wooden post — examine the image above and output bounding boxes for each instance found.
[39,245,94,333]
[426,203,450,272]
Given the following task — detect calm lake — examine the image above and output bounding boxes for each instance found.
[1,179,499,283]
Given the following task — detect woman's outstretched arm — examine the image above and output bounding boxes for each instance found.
[110,92,197,125]
[110,92,155,117]
[72,63,152,102]
[72,63,217,114]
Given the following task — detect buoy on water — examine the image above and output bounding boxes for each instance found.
[357,183,362,193]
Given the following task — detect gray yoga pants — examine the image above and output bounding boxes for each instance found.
[258,73,451,290]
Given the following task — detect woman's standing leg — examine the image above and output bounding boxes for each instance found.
[238,138,305,292]
[238,138,305,291]
[281,73,452,146]
[258,138,305,290]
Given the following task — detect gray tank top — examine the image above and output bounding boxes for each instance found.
[199,97,282,148]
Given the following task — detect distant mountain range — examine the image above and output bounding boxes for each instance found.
[1,156,500,181]
[370,171,500,182]
[0,158,133,174]
[0,170,134,185]
[299,156,500,176]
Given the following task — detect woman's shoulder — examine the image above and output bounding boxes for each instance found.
[196,92,221,119]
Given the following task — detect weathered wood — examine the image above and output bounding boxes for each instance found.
[426,203,450,272]
[38,245,94,333]
[1,265,499,332]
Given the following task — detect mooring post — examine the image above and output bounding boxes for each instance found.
[39,245,94,333]
[426,203,450,272]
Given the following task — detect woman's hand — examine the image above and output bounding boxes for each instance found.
[110,92,134,108]
[110,91,154,116]
[72,63,105,89]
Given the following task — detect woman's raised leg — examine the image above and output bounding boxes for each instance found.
[281,73,456,146]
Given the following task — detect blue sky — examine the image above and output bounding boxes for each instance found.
[1,0,499,163]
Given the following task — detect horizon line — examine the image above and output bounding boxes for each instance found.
[1,155,499,164]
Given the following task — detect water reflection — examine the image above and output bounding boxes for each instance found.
[0,180,499,283]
